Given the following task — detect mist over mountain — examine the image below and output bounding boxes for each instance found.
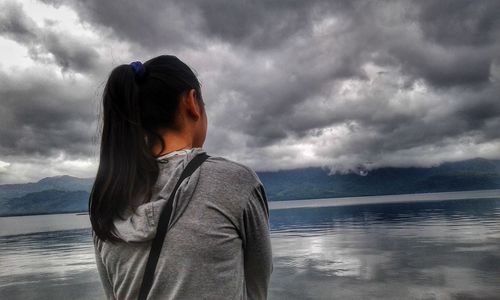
[0,158,499,216]
[259,158,500,201]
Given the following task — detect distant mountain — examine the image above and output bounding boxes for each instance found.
[258,158,500,200]
[0,158,499,216]
[0,190,89,217]
[0,175,93,200]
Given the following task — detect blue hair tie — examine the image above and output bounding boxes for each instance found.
[130,61,146,78]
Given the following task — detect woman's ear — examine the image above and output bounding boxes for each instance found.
[185,89,202,121]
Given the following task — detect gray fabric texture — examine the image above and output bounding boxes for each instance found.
[93,147,273,300]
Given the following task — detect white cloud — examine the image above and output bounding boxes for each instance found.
[0,153,97,184]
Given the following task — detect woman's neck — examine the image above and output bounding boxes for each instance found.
[151,129,194,157]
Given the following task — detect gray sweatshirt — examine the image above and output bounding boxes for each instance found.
[93,147,273,300]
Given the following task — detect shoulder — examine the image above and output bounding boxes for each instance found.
[202,155,262,190]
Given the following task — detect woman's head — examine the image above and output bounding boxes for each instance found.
[89,55,206,242]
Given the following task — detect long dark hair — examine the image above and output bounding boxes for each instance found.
[89,55,204,242]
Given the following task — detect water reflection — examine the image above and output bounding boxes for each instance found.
[0,198,499,299]
[0,228,101,300]
[268,199,500,300]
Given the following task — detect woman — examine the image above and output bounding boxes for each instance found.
[89,55,273,299]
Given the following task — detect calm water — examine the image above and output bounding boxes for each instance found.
[1,193,500,300]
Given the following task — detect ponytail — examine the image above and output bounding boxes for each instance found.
[89,64,161,242]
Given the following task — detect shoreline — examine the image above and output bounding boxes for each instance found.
[269,189,500,210]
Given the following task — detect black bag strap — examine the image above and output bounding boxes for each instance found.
[138,152,210,300]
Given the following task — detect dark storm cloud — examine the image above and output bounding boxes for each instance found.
[0,0,37,43]
[417,0,500,47]
[1,0,500,183]
[40,0,201,51]
[52,0,500,86]
[41,0,352,51]
[29,31,100,73]
[384,0,500,88]
[0,1,100,73]
[0,71,97,157]
[188,0,335,50]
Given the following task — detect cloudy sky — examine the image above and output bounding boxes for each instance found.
[1,0,499,184]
